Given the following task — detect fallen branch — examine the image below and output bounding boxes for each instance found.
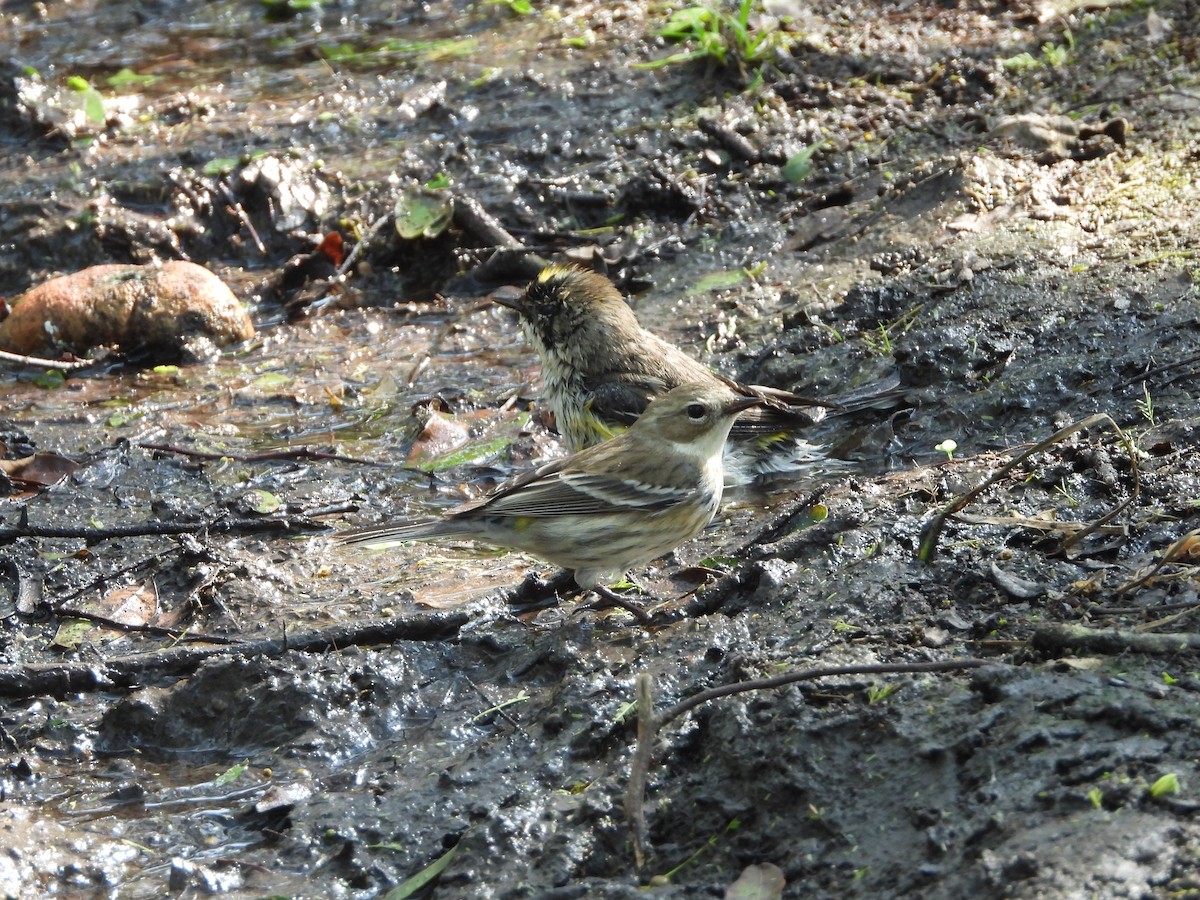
[627,674,654,871]
[0,610,470,698]
[0,514,327,543]
[138,441,386,467]
[0,347,97,370]
[1115,527,1200,596]
[452,193,549,281]
[625,657,996,868]
[918,413,1139,562]
[46,605,238,644]
[1030,623,1200,656]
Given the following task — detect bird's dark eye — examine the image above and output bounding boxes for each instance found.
[537,303,558,319]
[686,403,706,420]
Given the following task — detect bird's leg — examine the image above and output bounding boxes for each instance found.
[587,585,653,624]
[504,568,581,612]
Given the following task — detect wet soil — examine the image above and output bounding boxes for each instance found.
[2,1,1200,897]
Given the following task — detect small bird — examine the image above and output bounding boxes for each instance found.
[337,382,761,619]
[493,264,878,484]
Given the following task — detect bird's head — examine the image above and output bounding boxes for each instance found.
[634,382,762,459]
[495,265,639,359]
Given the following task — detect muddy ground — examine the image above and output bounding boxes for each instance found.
[2,1,1200,897]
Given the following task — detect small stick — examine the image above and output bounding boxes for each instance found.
[0,348,96,370]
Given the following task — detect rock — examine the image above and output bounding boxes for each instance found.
[0,260,254,361]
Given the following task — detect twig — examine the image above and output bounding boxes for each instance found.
[1031,623,1200,656]
[1115,527,1200,596]
[0,515,326,544]
[453,193,527,250]
[626,657,995,866]
[627,674,654,871]
[653,659,993,730]
[137,441,386,467]
[336,207,393,277]
[1113,351,1200,389]
[54,543,185,604]
[218,181,267,255]
[452,193,549,280]
[0,610,469,698]
[46,605,237,644]
[918,413,1139,561]
[697,117,760,163]
[0,348,97,370]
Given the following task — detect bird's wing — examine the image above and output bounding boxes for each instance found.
[463,470,690,518]
[581,379,658,427]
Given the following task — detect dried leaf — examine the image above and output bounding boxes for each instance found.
[0,451,80,487]
[99,583,158,626]
[407,411,469,465]
[725,862,785,900]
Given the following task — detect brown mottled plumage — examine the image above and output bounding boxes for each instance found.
[495,265,849,482]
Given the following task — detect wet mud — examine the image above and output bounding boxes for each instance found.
[2,1,1200,897]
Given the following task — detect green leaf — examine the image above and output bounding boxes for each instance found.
[203,157,241,176]
[1149,773,1180,798]
[65,76,107,125]
[83,91,106,124]
[394,188,455,240]
[253,372,294,390]
[689,269,745,294]
[660,7,716,40]
[782,143,823,183]
[107,68,158,88]
[34,370,66,390]
[51,618,94,649]
[384,841,460,899]
[245,489,283,514]
[214,761,248,785]
[418,429,519,472]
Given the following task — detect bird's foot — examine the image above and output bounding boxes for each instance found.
[584,585,654,624]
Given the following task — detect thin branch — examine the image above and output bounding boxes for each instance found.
[653,658,995,730]
[0,348,97,370]
[0,610,470,698]
[627,673,654,870]
[1031,623,1200,656]
[46,605,237,644]
[626,657,997,868]
[0,515,327,543]
[137,441,387,467]
[918,413,1138,562]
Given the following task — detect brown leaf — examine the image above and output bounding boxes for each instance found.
[406,410,469,464]
[725,862,785,900]
[99,583,158,627]
[0,451,80,487]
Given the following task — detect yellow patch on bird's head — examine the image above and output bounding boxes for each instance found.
[537,263,584,285]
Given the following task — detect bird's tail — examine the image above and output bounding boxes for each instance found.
[334,518,462,550]
[827,370,908,414]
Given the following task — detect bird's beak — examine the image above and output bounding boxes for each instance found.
[491,293,521,311]
[724,396,764,416]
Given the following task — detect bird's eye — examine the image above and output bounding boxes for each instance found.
[686,403,706,420]
[537,303,557,319]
